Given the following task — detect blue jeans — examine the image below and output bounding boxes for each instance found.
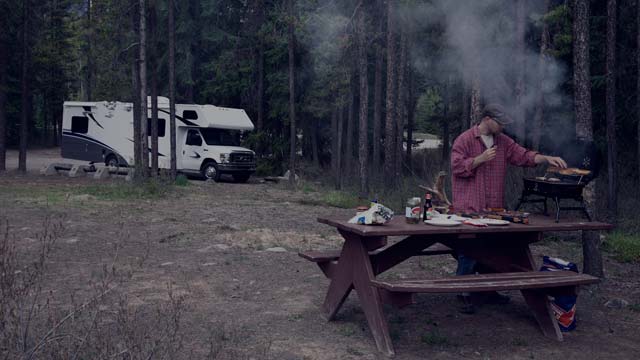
[456,254,477,276]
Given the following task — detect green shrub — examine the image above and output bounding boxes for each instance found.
[321,191,361,209]
[175,175,189,187]
[603,232,640,263]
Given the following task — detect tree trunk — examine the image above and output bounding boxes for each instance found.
[19,0,30,173]
[373,34,383,175]
[638,0,640,179]
[461,70,470,130]
[255,0,265,131]
[288,0,296,188]
[0,32,7,171]
[150,0,158,177]
[513,0,526,143]
[331,106,338,183]
[606,0,617,219]
[169,0,177,179]
[139,0,148,178]
[442,76,452,167]
[357,7,369,196]
[406,71,416,171]
[395,29,407,179]
[86,0,92,101]
[311,121,319,168]
[132,0,141,175]
[336,106,344,190]
[346,65,355,178]
[532,0,550,151]
[470,73,481,125]
[573,0,602,277]
[383,0,397,186]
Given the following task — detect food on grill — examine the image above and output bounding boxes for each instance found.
[547,177,561,182]
[547,166,591,176]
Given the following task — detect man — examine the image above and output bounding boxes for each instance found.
[450,103,567,314]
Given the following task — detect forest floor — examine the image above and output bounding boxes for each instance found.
[1,148,639,359]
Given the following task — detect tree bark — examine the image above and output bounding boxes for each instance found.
[336,106,344,190]
[86,0,92,101]
[357,7,369,196]
[346,63,355,178]
[254,0,265,131]
[288,0,296,188]
[139,0,148,178]
[395,29,407,179]
[532,0,551,151]
[132,0,141,175]
[470,73,481,125]
[406,70,416,171]
[372,0,384,176]
[572,0,602,277]
[606,0,617,219]
[169,0,177,179]
[0,30,7,171]
[513,0,526,143]
[442,76,452,167]
[149,0,158,177]
[331,106,338,183]
[461,71,470,130]
[638,0,640,179]
[383,0,397,186]
[19,0,30,173]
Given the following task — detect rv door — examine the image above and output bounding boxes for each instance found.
[181,129,205,172]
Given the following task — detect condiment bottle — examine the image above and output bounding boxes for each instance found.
[423,193,433,221]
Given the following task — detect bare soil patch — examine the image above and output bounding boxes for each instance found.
[1,160,639,358]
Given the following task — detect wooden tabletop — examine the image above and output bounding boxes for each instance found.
[317,215,613,237]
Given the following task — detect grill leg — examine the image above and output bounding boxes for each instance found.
[553,197,560,223]
[543,197,548,216]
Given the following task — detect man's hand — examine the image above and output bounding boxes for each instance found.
[472,147,496,169]
[545,156,568,168]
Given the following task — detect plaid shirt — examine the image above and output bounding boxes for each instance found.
[451,125,538,212]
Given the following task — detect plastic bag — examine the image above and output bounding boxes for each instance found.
[348,203,394,225]
[540,256,579,332]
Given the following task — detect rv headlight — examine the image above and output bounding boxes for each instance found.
[219,153,229,163]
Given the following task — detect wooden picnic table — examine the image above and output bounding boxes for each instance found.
[304,215,613,357]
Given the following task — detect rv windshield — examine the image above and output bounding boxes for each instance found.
[199,128,242,147]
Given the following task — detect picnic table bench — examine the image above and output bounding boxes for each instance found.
[301,215,612,357]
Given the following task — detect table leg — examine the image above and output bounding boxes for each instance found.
[446,233,563,341]
[323,231,395,357]
[350,234,395,357]
[322,241,355,320]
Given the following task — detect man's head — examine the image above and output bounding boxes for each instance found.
[480,103,513,135]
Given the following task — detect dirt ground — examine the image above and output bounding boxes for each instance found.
[1,149,639,359]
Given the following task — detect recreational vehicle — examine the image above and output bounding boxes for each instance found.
[61,97,256,182]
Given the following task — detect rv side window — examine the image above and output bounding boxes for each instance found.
[183,110,198,120]
[186,130,202,146]
[71,116,89,134]
[147,118,166,137]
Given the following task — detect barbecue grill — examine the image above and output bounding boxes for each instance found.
[515,139,599,222]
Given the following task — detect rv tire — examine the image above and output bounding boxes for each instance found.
[105,154,119,168]
[201,161,220,181]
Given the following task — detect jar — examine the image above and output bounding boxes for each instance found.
[405,197,422,224]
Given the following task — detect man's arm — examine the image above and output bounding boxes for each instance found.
[534,154,568,168]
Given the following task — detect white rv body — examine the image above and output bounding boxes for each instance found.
[61,97,256,181]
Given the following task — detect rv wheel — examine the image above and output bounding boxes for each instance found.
[105,155,118,168]
[201,162,220,181]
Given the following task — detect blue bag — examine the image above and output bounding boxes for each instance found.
[540,256,579,332]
